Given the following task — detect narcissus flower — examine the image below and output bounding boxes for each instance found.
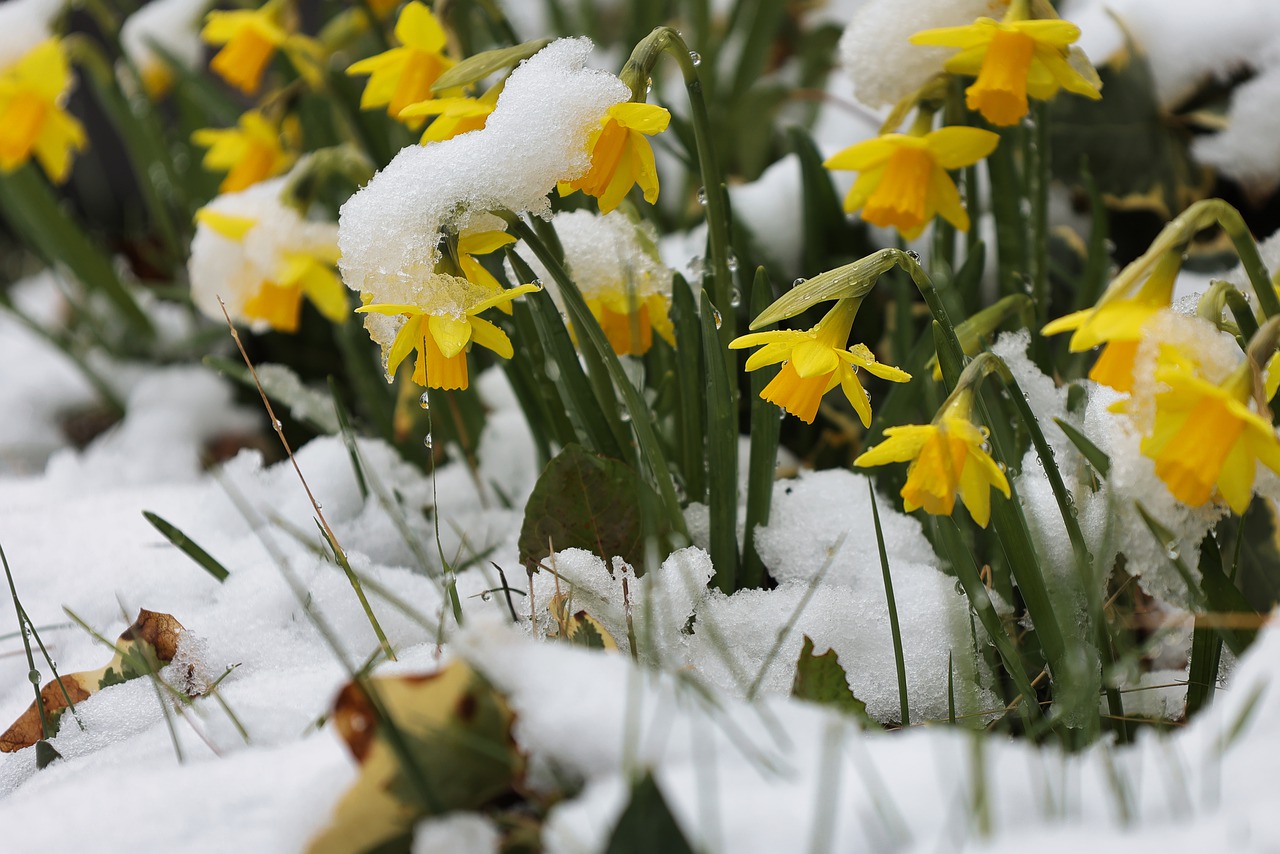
[357,279,539,390]
[189,176,346,333]
[455,228,515,311]
[823,125,998,239]
[730,297,910,425]
[1042,251,1181,393]
[201,0,289,94]
[0,39,87,183]
[1141,356,1280,514]
[558,101,670,214]
[911,11,1101,126]
[120,0,207,97]
[347,1,455,125]
[192,110,298,193]
[855,386,1009,527]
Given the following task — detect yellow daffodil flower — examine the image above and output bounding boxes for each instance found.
[1141,357,1280,514]
[586,290,675,357]
[192,111,298,193]
[346,1,455,125]
[823,125,998,239]
[201,0,290,94]
[911,9,1101,127]
[855,387,1010,527]
[558,101,670,214]
[400,83,501,144]
[196,208,347,333]
[357,279,539,390]
[1042,251,1181,392]
[455,229,515,312]
[730,297,910,425]
[0,39,87,183]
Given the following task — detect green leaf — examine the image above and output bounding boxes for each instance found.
[143,511,230,583]
[432,38,552,91]
[604,772,695,854]
[518,445,665,570]
[791,635,871,723]
[1054,417,1111,478]
[740,269,781,590]
[700,288,739,592]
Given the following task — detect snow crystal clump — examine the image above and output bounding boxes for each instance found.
[839,0,1008,109]
[753,469,938,586]
[188,175,339,332]
[0,0,63,68]
[412,813,501,853]
[120,0,207,86]
[337,37,627,308]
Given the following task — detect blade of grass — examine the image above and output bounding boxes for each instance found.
[143,511,230,583]
[868,483,909,725]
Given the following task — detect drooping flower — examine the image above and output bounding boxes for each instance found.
[855,386,1009,527]
[823,124,998,239]
[357,278,539,390]
[558,101,670,214]
[201,0,289,94]
[192,110,298,193]
[0,39,87,183]
[346,1,455,125]
[455,227,516,313]
[1042,251,1181,393]
[120,0,207,97]
[189,175,346,333]
[730,297,910,425]
[400,83,500,144]
[1141,355,1280,514]
[513,210,676,356]
[910,6,1101,126]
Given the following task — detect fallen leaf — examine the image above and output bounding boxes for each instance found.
[0,609,185,753]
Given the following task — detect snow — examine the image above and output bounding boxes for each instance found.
[119,0,208,83]
[0,0,63,69]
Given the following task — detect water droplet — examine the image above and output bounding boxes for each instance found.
[778,406,788,420]
[980,441,991,454]
[792,277,807,288]
[620,409,632,422]
[419,392,430,409]
[480,591,492,601]
[545,361,561,381]
[979,426,991,439]
[424,433,434,449]
[28,670,40,685]
[712,307,723,329]
[1165,541,1180,560]
[315,501,323,509]
[729,287,742,308]
[689,50,702,66]
[726,254,739,272]
[905,250,921,262]
[272,418,283,431]
[953,580,965,595]
[645,80,653,94]
[996,461,1007,472]
[696,186,707,206]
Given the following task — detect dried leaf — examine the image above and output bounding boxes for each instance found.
[791,635,870,723]
[0,609,185,752]
[548,593,618,651]
[308,660,525,854]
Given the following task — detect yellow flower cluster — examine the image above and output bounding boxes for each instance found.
[0,39,86,183]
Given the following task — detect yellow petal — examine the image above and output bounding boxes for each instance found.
[429,314,472,358]
[925,126,999,170]
[607,102,670,135]
[394,1,447,53]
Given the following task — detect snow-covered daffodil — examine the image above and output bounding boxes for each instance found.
[910,4,1101,127]
[400,84,500,144]
[0,39,87,183]
[730,297,910,425]
[456,228,516,312]
[1141,355,1280,514]
[347,1,455,126]
[823,125,998,239]
[855,386,1009,527]
[192,110,298,193]
[559,101,670,214]
[1042,251,1181,393]
[357,280,539,390]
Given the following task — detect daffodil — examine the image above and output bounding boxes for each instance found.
[910,5,1101,127]
[558,101,670,214]
[823,124,998,239]
[190,176,345,333]
[1042,251,1181,392]
[346,1,455,126]
[120,0,208,98]
[730,297,910,425]
[201,0,290,94]
[0,39,87,183]
[192,110,298,193]
[400,84,500,144]
[357,278,539,390]
[1140,356,1280,514]
[855,387,1009,527]
[455,228,515,311]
